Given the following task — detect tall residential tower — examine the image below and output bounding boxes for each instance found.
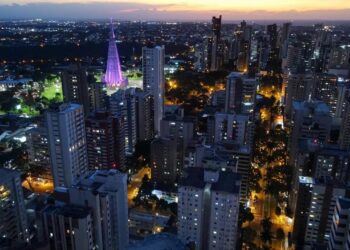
[142,45,165,134]
[45,103,88,188]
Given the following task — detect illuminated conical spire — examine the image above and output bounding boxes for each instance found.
[104,19,125,88]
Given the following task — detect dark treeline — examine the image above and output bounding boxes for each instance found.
[0,42,188,61]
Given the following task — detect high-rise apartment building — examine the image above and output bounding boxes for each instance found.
[225,72,257,115]
[85,111,125,170]
[42,169,129,250]
[62,65,90,116]
[289,101,332,165]
[207,112,251,146]
[304,182,348,248]
[135,90,154,141]
[160,115,194,150]
[314,74,338,117]
[26,125,50,171]
[340,98,350,150]
[328,45,350,75]
[214,142,252,202]
[110,88,137,155]
[89,82,107,112]
[210,15,222,71]
[178,168,240,250]
[225,72,244,113]
[280,22,292,59]
[335,80,349,120]
[284,43,305,74]
[150,137,177,186]
[292,176,314,247]
[43,204,95,250]
[0,168,29,248]
[285,74,314,117]
[328,197,350,250]
[45,103,88,188]
[267,24,278,50]
[142,45,165,134]
[241,78,257,115]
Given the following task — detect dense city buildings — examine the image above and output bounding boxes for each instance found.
[42,169,129,250]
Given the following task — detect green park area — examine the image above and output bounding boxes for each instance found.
[0,74,63,117]
[126,71,142,80]
[41,75,63,101]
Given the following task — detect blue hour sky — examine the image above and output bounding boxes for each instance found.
[0,0,350,20]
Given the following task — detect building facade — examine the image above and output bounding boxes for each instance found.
[142,45,165,134]
[45,103,88,188]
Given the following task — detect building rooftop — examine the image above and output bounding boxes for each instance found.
[227,72,244,79]
[338,197,350,210]
[74,169,126,192]
[86,111,113,121]
[292,100,330,115]
[180,167,240,194]
[211,170,241,194]
[127,233,186,250]
[162,114,194,123]
[299,176,314,184]
[56,204,92,219]
[179,167,206,189]
[297,138,320,153]
[44,204,92,219]
[47,102,81,113]
[317,145,350,157]
[0,168,21,181]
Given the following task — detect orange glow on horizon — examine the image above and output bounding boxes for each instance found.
[5,0,350,12]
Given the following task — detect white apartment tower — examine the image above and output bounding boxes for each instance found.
[178,168,241,250]
[45,103,88,188]
[142,45,165,134]
[43,204,95,250]
[43,169,129,250]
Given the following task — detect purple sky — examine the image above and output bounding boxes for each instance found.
[0,2,350,21]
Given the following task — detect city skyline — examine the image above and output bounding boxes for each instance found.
[1,3,350,249]
[0,1,350,20]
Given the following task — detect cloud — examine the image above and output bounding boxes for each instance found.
[0,2,349,20]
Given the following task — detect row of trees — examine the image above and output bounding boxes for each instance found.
[241,218,285,250]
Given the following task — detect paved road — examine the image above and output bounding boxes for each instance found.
[128,167,151,205]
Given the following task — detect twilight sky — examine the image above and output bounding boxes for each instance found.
[1,0,350,20]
